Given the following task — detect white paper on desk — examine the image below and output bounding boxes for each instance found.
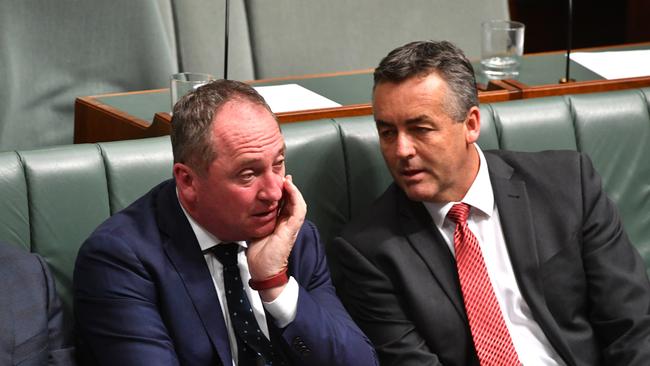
[253,84,341,113]
[571,50,650,80]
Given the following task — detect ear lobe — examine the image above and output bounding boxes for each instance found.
[173,163,198,204]
[464,106,481,144]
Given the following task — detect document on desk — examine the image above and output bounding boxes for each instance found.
[253,84,341,113]
[571,50,650,80]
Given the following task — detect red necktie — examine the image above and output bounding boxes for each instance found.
[447,203,520,366]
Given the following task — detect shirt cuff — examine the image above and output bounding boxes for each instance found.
[262,276,299,328]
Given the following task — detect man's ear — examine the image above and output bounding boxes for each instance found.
[173,163,198,207]
[464,106,481,144]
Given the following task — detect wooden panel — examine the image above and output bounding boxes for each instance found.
[74,94,171,144]
[76,72,650,143]
[151,87,521,128]
[504,75,650,99]
[74,45,650,144]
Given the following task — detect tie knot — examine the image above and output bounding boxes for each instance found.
[211,242,240,267]
[447,203,470,225]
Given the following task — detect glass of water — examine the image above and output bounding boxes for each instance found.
[481,20,525,80]
[170,72,215,112]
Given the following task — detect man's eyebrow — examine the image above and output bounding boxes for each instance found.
[404,115,432,125]
[375,119,392,127]
[233,145,285,168]
[234,157,260,167]
[375,115,432,127]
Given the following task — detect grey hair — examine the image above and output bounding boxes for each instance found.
[373,40,478,121]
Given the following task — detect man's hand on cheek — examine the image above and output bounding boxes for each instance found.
[246,175,306,301]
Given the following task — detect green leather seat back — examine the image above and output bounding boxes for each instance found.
[571,88,650,268]
[0,152,30,250]
[171,0,254,80]
[0,1,177,150]
[282,120,349,248]
[478,105,501,150]
[641,88,650,108]
[99,137,174,213]
[0,1,255,151]
[491,96,578,152]
[335,116,393,221]
[246,0,509,78]
[19,145,111,325]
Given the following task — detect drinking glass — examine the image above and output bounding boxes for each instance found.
[170,72,215,111]
[481,20,525,79]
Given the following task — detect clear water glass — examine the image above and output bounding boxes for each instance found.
[481,20,525,80]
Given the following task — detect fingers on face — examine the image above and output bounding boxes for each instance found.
[281,175,307,221]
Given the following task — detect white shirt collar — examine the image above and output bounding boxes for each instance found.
[423,144,494,227]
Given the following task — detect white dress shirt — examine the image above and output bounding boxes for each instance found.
[423,145,564,366]
[178,197,298,366]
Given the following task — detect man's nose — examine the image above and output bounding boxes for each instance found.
[258,173,283,202]
[395,133,416,159]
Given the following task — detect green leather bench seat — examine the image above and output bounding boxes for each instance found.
[0,87,648,344]
[0,153,30,251]
[572,89,650,263]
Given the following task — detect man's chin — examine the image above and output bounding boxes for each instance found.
[248,220,277,239]
[400,183,436,202]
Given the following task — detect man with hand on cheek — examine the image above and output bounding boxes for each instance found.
[74,80,377,366]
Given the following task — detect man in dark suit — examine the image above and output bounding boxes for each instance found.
[74,80,377,365]
[331,40,650,365]
[0,241,75,365]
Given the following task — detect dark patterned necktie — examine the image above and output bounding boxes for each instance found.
[447,203,520,366]
[212,243,287,366]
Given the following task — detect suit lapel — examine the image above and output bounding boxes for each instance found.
[155,181,232,366]
[486,154,544,310]
[486,153,574,365]
[396,190,468,321]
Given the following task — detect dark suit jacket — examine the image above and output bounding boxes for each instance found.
[73,179,376,366]
[0,242,75,366]
[332,150,650,366]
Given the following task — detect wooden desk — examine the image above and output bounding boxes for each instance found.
[74,43,650,143]
[74,71,517,143]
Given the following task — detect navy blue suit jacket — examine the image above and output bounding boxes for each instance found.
[74,179,376,366]
[0,242,75,366]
